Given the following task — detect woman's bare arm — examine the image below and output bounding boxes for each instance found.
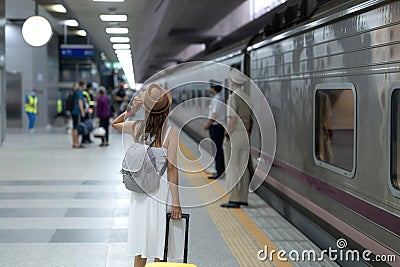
[111,96,142,135]
[166,128,182,219]
[111,111,135,134]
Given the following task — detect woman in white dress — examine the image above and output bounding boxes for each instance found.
[112,83,183,267]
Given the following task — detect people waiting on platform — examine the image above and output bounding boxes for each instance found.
[96,86,111,147]
[204,81,226,179]
[71,80,86,148]
[112,83,184,267]
[112,81,127,117]
[85,82,96,119]
[82,82,94,144]
[221,69,253,209]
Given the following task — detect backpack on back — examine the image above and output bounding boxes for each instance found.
[66,91,76,112]
[120,127,170,193]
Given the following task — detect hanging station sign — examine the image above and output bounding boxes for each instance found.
[60,44,94,58]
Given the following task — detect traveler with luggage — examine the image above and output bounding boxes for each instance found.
[112,83,185,267]
[71,80,86,148]
[81,82,94,144]
[96,86,111,147]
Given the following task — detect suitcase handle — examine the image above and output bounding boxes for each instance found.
[163,212,190,263]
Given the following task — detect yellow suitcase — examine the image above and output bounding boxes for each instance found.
[146,213,196,267]
[145,263,197,267]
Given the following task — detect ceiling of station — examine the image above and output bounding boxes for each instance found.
[35,0,245,82]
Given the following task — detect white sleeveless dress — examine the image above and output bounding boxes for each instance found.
[127,128,184,260]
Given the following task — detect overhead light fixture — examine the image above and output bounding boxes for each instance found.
[115,49,131,55]
[117,55,135,87]
[100,14,127,22]
[110,37,130,43]
[21,2,53,47]
[117,53,131,57]
[48,4,67,13]
[115,49,131,53]
[49,4,67,13]
[22,16,53,47]
[106,27,129,34]
[93,0,125,2]
[113,43,130,49]
[77,30,87,36]
[63,20,78,27]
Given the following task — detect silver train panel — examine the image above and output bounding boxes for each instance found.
[250,0,400,255]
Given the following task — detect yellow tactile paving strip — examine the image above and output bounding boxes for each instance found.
[179,142,293,267]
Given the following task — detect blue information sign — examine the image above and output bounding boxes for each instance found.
[60,44,94,58]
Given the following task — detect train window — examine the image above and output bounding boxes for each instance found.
[390,89,400,193]
[314,84,356,177]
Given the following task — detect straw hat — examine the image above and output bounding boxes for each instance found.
[143,83,172,114]
[229,69,247,85]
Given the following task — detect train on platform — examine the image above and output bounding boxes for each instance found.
[147,0,400,265]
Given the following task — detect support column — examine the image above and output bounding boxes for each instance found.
[0,0,5,144]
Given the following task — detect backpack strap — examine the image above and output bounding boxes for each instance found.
[162,126,172,146]
[159,126,171,176]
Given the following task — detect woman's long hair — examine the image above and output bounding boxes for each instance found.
[135,109,169,147]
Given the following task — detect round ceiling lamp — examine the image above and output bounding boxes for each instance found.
[22,15,53,47]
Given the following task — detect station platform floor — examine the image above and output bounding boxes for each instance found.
[0,128,338,267]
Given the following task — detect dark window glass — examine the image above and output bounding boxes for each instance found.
[390,90,400,190]
[315,89,354,172]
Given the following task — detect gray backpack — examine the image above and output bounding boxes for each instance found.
[120,127,170,193]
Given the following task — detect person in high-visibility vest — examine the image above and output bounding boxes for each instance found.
[25,89,38,131]
[81,84,93,144]
[57,98,63,115]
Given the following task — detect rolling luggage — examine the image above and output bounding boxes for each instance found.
[77,119,93,135]
[145,213,196,267]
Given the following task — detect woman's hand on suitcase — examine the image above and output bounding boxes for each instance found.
[171,205,182,220]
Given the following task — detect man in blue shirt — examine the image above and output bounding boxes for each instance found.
[204,82,226,179]
[71,80,86,148]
